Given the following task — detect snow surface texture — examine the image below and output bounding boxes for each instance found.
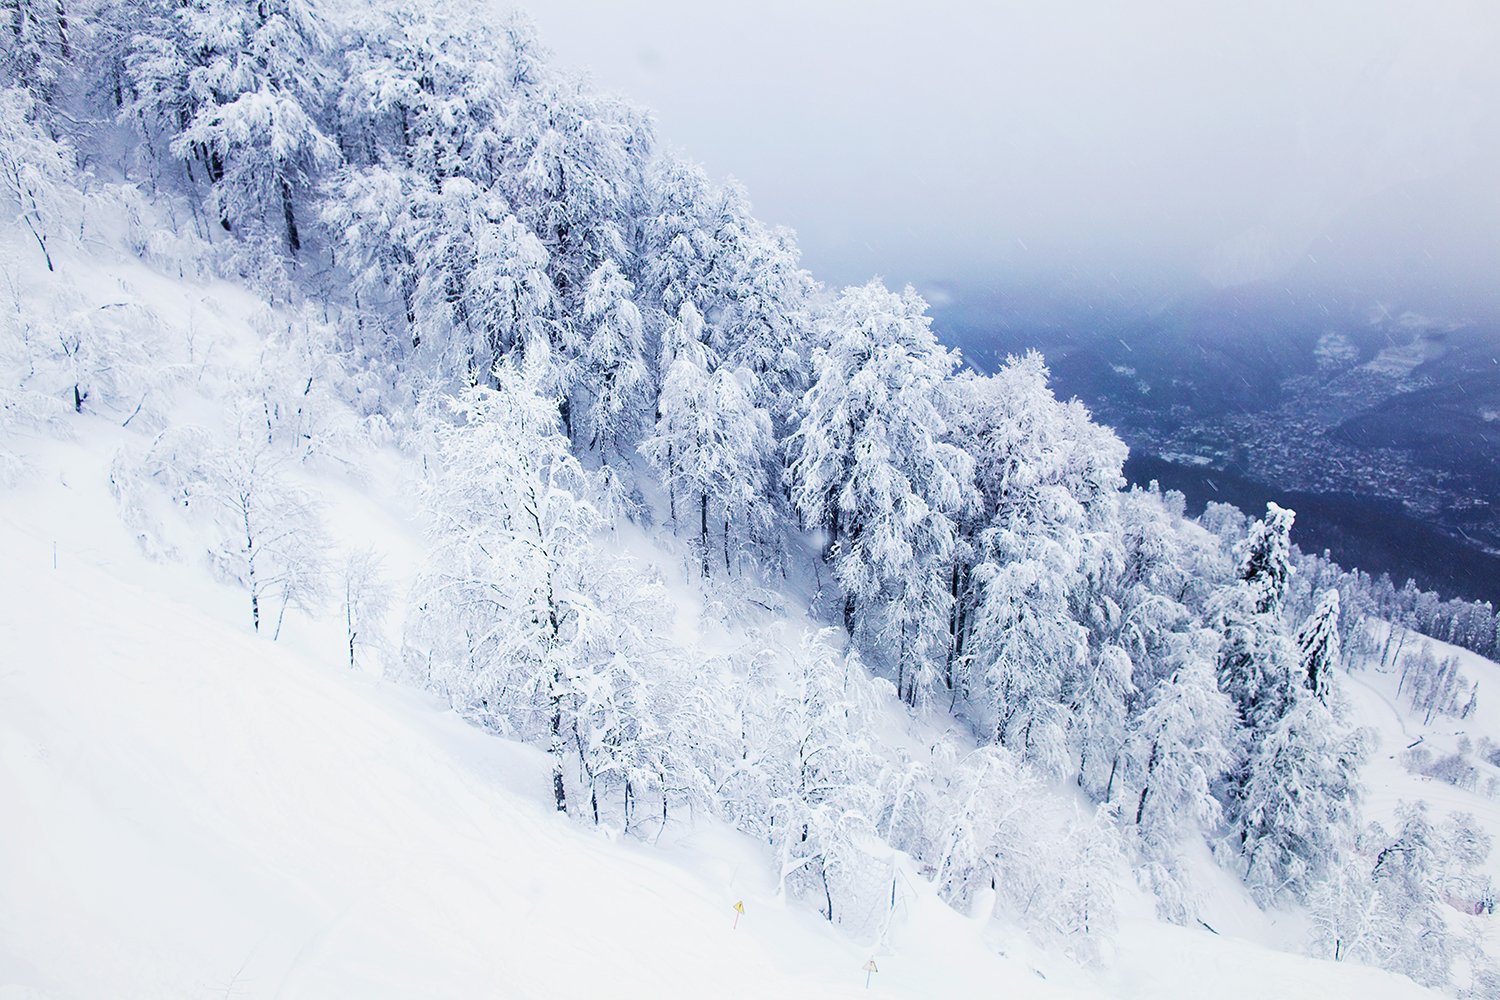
[0,238,1451,999]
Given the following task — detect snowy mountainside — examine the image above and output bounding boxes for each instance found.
[2,0,1499,995]
[0,187,1453,1000]
[0,329,1445,1000]
[0,206,1451,997]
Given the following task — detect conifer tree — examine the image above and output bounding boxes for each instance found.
[1296,588,1341,703]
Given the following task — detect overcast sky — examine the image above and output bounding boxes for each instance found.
[523,1,1500,309]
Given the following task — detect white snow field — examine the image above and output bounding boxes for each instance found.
[1,380,1452,997]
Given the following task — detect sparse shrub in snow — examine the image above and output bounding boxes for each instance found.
[198,425,331,637]
[236,304,371,465]
[111,417,331,635]
[927,743,1119,962]
[0,264,180,453]
[0,274,72,480]
[1427,753,1480,793]
[111,185,215,281]
[340,547,389,672]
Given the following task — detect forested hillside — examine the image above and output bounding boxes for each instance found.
[2,0,1497,995]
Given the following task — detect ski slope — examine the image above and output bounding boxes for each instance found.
[1345,630,1500,892]
[0,425,1447,998]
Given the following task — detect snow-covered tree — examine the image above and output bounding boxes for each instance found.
[1238,501,1295,618]
[407,361,664,815]
[569,615,675,828]
[334,0,504,182]
[577,258,648,454]
[930,744,1040,910]
[765,634,883,924]
[321,166,420,340]
[1118,633,1238,918]
[709,207,817,429]
[0,0,72,100]
[169,0,339,254]
[1214,504,1300,735]
[640,302,774,575]
[327,163,560,377]
[1296,588,1341,703]
[405,176,490,366]
[966,536,1085,773]
[942,357,1125,768]
[466,210,559,376]
[1069,642,1134,799]
[496,63,652,318]
[929,744,1119,960]
[1238,692,1367,904]
[1122,637,1237,832]
[0,86,76,271]
[788,280,973,703]
[639,157,714,308]
[1315,805,1495,991]
[641,300,708,525]
[1365,803,1455,988]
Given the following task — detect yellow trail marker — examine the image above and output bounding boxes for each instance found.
[863,959,878,989]
[732,900,745,929]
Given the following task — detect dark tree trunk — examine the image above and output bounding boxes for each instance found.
[53,0,68,58]
[1135,741,1159,825]
[700,491,709,577]
[550,693,567,813]
[281,177,300,254]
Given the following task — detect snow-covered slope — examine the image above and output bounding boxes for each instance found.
[1346,632,1500,891]
[0,323,1450,998]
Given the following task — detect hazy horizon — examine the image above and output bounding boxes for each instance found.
[524,0,1500,318]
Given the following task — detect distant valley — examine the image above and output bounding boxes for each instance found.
[941,279,1500,606]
